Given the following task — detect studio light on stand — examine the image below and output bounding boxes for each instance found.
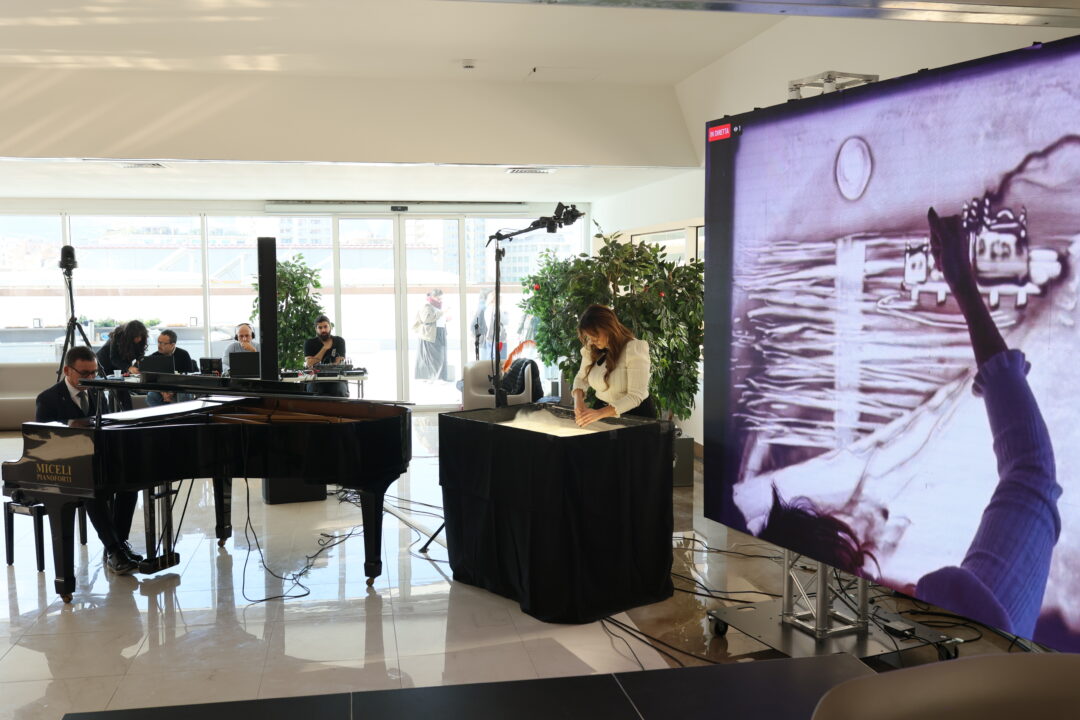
[485,203,583,407]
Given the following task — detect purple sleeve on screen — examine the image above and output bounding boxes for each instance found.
[915,349,1060,637]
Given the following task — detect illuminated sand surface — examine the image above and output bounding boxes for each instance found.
[496,408,618,437]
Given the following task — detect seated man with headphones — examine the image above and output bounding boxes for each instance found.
[221,322,260,373]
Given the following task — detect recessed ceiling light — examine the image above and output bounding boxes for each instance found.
[118,162,167,169]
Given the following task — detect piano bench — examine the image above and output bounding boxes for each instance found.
[4,501,88,572]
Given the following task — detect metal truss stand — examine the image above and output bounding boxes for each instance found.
[707,550,956,662]
[780,551,867,639]
[788,70,878,99]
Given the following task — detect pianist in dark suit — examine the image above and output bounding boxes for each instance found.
[146,329,197,406]
[36,345,142,575]
[304,314,349,397]
[95,319,149,411]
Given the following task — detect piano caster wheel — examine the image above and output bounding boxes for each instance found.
[366,577,375,587]
[61,594,73,604]
[217,538,226,548]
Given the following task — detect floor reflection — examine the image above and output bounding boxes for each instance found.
[0,416,1023,719]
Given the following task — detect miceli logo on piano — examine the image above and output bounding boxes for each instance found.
[35,463,73,484]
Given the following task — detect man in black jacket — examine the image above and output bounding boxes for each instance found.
[146,329,197,406]
[36,346,141,575]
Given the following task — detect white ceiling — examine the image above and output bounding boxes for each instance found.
[0,157,695,203]
[0,0,780,85]
[1,0,1071,202]
[0,0,781,201]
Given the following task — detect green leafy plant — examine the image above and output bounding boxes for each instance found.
[251,254,326,371]
[521,222,704,420]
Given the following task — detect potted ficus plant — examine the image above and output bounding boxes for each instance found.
[251,253,327,372]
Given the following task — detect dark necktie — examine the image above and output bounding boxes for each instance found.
[76,390,88,415]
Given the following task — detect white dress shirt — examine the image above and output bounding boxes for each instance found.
[572,339,651,417]
[65,378,89,414]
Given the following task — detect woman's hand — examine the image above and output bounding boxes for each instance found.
[576,405,616,427]
[928,207,976,293]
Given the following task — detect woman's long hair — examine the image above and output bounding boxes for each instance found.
[759,488,880,576]
[114,320,149,363]
[577,304,636,384]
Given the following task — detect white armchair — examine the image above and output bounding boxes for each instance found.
[461,360,532,410]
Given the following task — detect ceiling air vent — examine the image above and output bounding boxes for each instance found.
[118,162,167,169]
[505,167,555,174]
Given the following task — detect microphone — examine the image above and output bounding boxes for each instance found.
[59,245,77,272]
[553,203,584,229]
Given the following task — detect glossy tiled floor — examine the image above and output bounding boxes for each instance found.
[0,414,1018,719]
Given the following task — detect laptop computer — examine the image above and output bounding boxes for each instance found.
[229,351,261,378]
[199,357,223,375]
[139,353,176,374]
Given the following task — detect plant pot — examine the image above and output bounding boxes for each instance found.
[261,477,327,505]
[673,436,695,488]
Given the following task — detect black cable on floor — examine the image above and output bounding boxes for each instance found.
[831,568,904,667]
[673,536,782,561]
[603,615,717,665]
[599,618,647,671]
[670,571,781,602]
[384,493,444,512]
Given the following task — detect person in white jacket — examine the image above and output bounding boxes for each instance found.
[572,304,654,427]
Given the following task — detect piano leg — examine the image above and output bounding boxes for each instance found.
[142,487,156,562]
[139,484,182,574]
[358,490,384,585]
[213,475,233,548]
[41,497,79,602]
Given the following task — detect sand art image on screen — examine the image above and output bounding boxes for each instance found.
[705,36,1080,650]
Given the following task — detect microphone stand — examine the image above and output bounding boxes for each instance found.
[486,220,544,407]
[485,204,582,408]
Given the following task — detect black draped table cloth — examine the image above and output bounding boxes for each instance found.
[439,404,674,623]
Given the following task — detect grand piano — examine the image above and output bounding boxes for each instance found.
[2,373,411,601]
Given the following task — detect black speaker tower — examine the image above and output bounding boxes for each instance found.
[256,237,278,381]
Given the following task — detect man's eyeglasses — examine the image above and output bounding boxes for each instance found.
[68,368,97,378]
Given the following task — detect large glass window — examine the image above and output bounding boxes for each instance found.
[0,216,65,362]
[206,216,333,366]
[339,218,396,400]
[69,215,203,357]
[0,209,588,406]
[405,218,461,405]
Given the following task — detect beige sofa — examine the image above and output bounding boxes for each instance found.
[0,363,146,431]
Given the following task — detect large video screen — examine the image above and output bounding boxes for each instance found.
[704,36,1080,650]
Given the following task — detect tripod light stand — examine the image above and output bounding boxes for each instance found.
[55,245,96,382]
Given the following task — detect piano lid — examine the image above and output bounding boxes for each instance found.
[93,396,252,424]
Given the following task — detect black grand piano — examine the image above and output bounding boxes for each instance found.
[2,373,411,601]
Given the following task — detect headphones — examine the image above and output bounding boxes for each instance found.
[234,324,256,341]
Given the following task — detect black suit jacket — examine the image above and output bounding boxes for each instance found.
[146,347,197,373]
[35,380,96,423]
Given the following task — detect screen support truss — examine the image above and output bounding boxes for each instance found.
[788,71,878,100]
[781,550,869,639]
